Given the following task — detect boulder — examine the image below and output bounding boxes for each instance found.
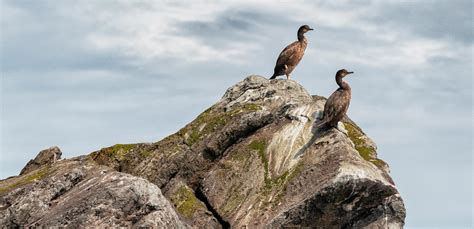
[1,157,188,228]
[1,75,406,228]
[20,146,62,175]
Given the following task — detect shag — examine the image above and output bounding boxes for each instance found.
[270,25,314,80]
[320,69,354,130]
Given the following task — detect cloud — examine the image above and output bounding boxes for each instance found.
[366,0,473,44]
[5,0,468,70]
[73,1,260,63]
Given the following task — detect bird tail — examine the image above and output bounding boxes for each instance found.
[271,65,286,79]
[314,118,332,132]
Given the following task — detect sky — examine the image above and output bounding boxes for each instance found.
[1,0,472,227]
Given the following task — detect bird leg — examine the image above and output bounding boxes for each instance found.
[283,65,290,79]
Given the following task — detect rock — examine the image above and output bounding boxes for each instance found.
[0,157,188,228]
[20,146,62,175]
[0,75,406,228]
[163,179,220,227]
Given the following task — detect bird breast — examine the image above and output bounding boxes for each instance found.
[323,89,351,124]
[288,42,307,65]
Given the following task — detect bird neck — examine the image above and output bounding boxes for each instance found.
[297,32,306,42]
[336,75,351,90]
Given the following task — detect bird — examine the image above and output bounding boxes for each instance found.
[319,69,354,130]
[270,25,314,80]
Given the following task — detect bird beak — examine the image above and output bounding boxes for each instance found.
[347,71,354,74]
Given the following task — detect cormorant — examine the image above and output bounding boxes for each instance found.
[320,69,354,130]
[270,25,314,80]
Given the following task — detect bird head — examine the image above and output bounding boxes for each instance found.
[298,25,314,34]
[336,69,354,78]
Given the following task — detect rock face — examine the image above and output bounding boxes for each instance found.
[20,146,62,175]
[0,75,406,228]
[0,155,187,228]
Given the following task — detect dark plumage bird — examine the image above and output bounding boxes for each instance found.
[320,69,354,130]
[270,25,314,80]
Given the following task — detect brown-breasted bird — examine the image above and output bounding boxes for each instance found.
[320,69,355,130]
[270,25,314,80]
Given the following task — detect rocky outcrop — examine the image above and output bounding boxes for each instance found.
[0,155,187,228]
[0,75,406,228]
[20,146,62,175]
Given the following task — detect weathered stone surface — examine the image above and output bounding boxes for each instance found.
[20,146,62,175]
[0,75,406,228]
[163,179,220,228]
[0,157,188,228]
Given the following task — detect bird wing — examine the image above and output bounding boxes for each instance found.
[275,41,299,67]
[323,93,338,120]
[323,90,348,124]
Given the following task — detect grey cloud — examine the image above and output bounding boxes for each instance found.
[1,1,136,72]
[177,10,267,48]
[366,0,473,44]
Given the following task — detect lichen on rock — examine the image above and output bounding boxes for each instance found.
[343,121,389,172]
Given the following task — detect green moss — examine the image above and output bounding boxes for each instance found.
[371,158,388,168]
[223,136,307,208]
[185,103,262,146]
[189,129,201,145]
[0,166,50,195]
[240,103,262,112]
[97,144,137,160]
[109,144,135,160]
[186,108,227,146]
[88,143,139,167]
[140,150,154,158]
[109,144,136,158]
[170,185,204,218]
[287,162,304,182]
[248,140,292,192]
[272,163,305,204]
[249,139,267,153]
[249,140,270,186]
[273,170,289,188]
[343,122,387,169]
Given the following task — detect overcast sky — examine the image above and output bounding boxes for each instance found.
[1,0,472,228]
